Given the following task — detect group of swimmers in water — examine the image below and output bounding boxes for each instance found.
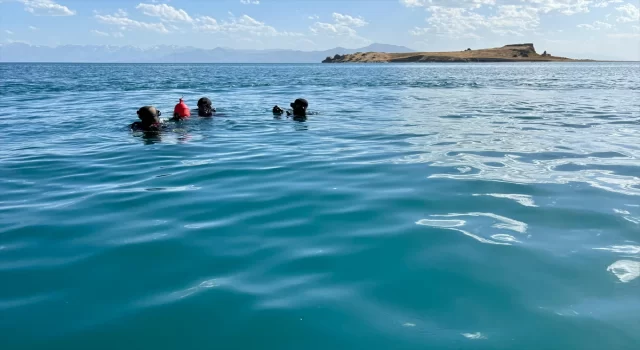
[131,97,310,132]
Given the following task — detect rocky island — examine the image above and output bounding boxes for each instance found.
[322,44,581,63]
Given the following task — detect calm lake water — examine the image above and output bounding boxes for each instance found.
[1,63,639,349]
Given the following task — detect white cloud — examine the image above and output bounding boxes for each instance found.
[96,11,169,33]
[592,0,623,8]
[28,26,38,31]
[6,39,31,45]
[240,0,260,4]
[488,5,540,30]
[195,14,302,37]
[492,29,525,36]
[400,0,423,6]
[400,0,495,9]
[5,30,14,35]
[308,15,319,20]
[310,23,371,46]
[91,29,110,37]
[136,3,193,23]
[311,22,358,36]
[616,3,640,23]
[608,32,640,38]
[332,13,368,27]
[21,0,75,16]
[577,20,613,30]
[401,0,610,16]
[310,12,370,45]
[414,5,541,39]
[523,0,590,15]
[424,7,485,39]
[194,16,219,31]
[90,29,125,38]
[409,26,430,35]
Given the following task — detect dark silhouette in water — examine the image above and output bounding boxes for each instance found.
[197,97,216,117]
[290,98,308,119]
[272,105,285,116]
[138,131,163,145]
[273,98,310,121]
[131,106,165,132]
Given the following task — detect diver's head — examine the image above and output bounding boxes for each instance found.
[272,105,284,115]
[197,97,214,117]
[290,98,308,117]
[137,106,161,125]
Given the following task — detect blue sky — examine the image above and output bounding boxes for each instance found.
[1,0,639,59]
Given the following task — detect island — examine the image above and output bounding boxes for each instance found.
[322,44,583,63]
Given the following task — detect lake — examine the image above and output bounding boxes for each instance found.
[1,62,639,349]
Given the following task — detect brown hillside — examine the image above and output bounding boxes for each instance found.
[322,44,580,63]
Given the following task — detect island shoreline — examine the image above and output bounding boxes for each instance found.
[322,43,596,64]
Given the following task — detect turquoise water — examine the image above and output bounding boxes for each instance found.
[1,63,639,349]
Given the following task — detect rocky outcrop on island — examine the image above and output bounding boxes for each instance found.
[322,44,579,63]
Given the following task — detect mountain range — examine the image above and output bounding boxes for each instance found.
[0,43,414,63]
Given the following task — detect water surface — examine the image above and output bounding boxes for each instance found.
[1,63,639,350]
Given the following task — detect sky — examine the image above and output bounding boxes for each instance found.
[0,0,639,60]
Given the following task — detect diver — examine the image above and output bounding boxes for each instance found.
[273,98,309,120]
[197,97,216,117]
[272,105,285,116]
[131,106,165,132]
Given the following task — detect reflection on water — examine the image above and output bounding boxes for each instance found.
[607,260,640,283]
[416,211,527,246]
[135,131,163,145]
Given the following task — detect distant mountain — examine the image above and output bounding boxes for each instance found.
[0,43,415,63]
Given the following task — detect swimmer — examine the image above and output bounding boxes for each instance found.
[131,106,164,132]
[172,97,191,121]
[197,97,216,117]
[272,99,309,119]
[288,98,308,119]
[272,105,285,116]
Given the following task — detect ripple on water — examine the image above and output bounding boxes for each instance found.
[416,212,528,245]
[141,278,221,307]
[0,294,53,311]
[594,245,640,255]
[461,332,487,340]
[491,234,521,244]
[472,193,538,207]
